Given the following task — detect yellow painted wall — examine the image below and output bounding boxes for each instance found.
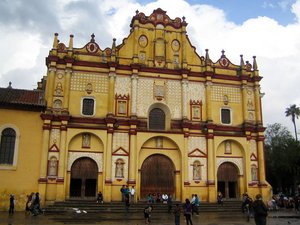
[0,109,43,211]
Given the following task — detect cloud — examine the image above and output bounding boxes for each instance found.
[1,0,300,133]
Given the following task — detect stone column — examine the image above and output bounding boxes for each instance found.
[241,84,248,121]
[254,85,262,124]
[181,79,188,118]
[128,126,137,196]
[104,125,113,201]
[56,121,67,200]
[182,136,189,200]
[257,138,266,184]
[131,74,138,116]
[63,69,72,109]
[205,81,212,122]
[108,70,116,115]
[38,121,51,204]
[46,67,56,108]
[207,132,216,202]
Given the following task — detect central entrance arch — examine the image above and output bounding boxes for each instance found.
[140,154,175,199]
[70,157,98,198]
[217,162,239,199]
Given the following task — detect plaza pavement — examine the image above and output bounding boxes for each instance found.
[0,209,299,225]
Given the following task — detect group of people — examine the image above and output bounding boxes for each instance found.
[8,192,42,216]
[267,193,300,212]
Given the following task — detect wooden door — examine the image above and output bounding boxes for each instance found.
[140,154,175,199]
[217,162,238,199]
[70,157,98,198]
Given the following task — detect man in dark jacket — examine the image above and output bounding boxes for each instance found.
[252,194,268,225]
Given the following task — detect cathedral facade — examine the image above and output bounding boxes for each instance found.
[0,9,271,210]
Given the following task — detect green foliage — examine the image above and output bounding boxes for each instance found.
[265,123,300,195]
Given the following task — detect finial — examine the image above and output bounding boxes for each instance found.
[205,49,212,66]
[240,54,245,67]
[182,16,186,22]
[135,10,139,15]
[112,38,116,56]
[68,34,74,50]
[253,56,258,70]
[91,33,95,42]
[7,82,12,89]
[53,33,59,49]
[221,49,225,57]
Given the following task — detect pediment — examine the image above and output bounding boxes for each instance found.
[112,147,129,156]
[49,143,59,152]
[250,153,257,161]
[188,148,207,158]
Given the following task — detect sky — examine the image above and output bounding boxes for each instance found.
[0,0,300,135]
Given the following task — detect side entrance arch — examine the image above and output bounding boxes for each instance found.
[217,162,239,199]
[140,154,175,199]
[70,157,98,198]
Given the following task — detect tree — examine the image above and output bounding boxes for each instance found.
[285,104,300,141]
[264,123,300,195]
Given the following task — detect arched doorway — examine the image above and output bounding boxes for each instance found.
[70,157,98,198]
[217,162,239,199]
[140,154,175,199]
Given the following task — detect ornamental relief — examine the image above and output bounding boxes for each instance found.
[211,86,241,103]
[216,158,243,175]
[112,132,129,152]
[189,82,205,103]
[188,136,207,154]
[50,129,60,145]
[71,73,108,93]
[115,77,131,96]
[67,152,103,172]
[249,140,257,155]
[166,80,182,119]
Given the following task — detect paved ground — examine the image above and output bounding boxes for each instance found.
[0,210,299,225]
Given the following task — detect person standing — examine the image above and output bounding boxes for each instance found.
[183,198,193,225]
[9,194,15,215]
[130,186,135,203]
[125,194,130,214]
[167,194,173,213]
[173,203,181,225]
[252,194,268,225]
[120,185,125,202]
[217,192,223,206]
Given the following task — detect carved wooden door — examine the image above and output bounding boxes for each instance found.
[140,154,175,199]
[70,157,98,198]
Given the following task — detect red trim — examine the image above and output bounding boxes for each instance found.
[112,147,129,156]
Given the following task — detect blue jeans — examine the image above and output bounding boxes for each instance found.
[175,215,180,225]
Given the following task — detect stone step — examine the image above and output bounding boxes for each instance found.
[44,200,242,214]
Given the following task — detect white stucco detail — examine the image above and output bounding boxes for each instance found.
[113,132,129,151]
[115,76,131,95]
[216,157,243,175]
[67,152,103,172]
[189,82,205,103]
[188,136,207,154]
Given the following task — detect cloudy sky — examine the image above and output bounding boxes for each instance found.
[1,0,300,135]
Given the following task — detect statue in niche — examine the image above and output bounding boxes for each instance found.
[115,159,124,178]
[82,133,91,148]
[86,83,93,94]
[225,141,231,154]
[251,165,258,181]
[193,160,201,180]
[247,99,254,110]
[156,137,163,148]
[118,101,126,114]
[193,106,200,119]
[55,82,63,95]
[48,157,58,176]
[53,99,62,109]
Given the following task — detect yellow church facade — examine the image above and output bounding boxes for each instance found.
[0,9,271,210]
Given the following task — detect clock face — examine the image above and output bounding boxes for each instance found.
[220,58,229,67]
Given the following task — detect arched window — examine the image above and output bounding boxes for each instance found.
[149,108,165,130]
[0,128,16,164]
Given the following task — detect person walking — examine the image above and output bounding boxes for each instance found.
[173,203,181,225]
[252,194,268,225]
[144,205,153,224]
[9,194,15,215]
[183,198,193,225]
